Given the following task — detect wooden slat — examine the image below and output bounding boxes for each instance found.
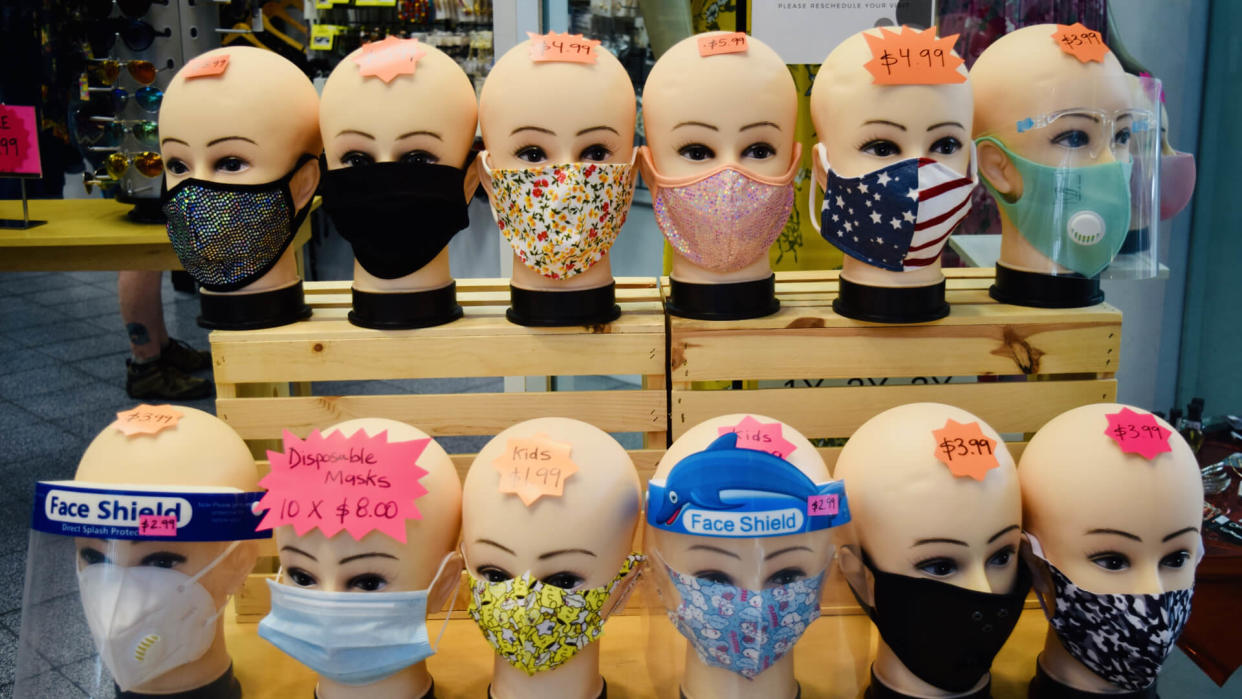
[671,380,1115,439]
[218,390,666,440]
[671,316,1120,382]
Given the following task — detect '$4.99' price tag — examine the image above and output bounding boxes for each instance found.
[931,419,1000,481]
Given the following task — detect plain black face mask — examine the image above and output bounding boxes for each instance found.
[320,160,470,280]
[851,549,1032,694]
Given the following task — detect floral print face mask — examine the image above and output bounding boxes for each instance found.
[466,553,643,675]
[479,149,638,280]
[658,561,825,679]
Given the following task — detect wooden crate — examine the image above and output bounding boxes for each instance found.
[668,268,1121,459]
[212,277,667,620]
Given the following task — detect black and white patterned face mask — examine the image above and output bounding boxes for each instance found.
[1028,534,1194,692]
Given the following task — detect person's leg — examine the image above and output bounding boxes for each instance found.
[119,270,168,361]
[119,270,211,400]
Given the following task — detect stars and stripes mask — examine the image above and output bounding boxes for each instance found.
[811,142,976,272]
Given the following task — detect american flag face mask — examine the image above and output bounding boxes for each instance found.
[811,142,977,273]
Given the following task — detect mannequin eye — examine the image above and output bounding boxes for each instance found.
[860,139,901,158]
[400,150,439,166]
[347,574,387,592]
[741,142,776,160]
[541,572,585,589]
[914,557,957,578]
[165,158,189,175]
[515,145,547,164]
[579,144,612,162]
[987,546,1016,568]
[694,570,734,585]
[1114,127,1132,147]
[140,551,186,569]
[1051,129,1091,149]
[1088,551,1130,571]
[79,547,109,565]
[677,143,715,162]
[213,156,249,174]
[341,151,375,168]
[765,567,806,587]
[287,567,317,587]
[1160,550,1191,569]
[929,136,962,156]
[478,565,512,583]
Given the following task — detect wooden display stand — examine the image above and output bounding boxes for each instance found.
[208,277,667,621]
[667,268,1122,470]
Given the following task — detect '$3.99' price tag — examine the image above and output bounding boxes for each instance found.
[1104,408,1172,459]
[931,419,1000,481]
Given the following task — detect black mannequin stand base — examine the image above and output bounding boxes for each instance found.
[348,282,463,330]
[833,276,949,324]
[197,281,312,330]
[864,667,990,699]
[989,263,1103,309]
[666,275,780,321]
[507,283,621,327]
[1028,661,1158,699]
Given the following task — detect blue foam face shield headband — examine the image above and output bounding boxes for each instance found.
[646,433,851,537]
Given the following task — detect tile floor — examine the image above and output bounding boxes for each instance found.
[0,268,1238,697]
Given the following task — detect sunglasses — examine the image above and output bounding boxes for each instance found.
[86,86,163,113]
[76,118,159,148]
[105,151,164,179]
[87,59,168,86]
[87,19,172,54]
[83,0,170,21]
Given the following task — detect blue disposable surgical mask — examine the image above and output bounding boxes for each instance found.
[257,553,456,686]
[976,136,1131,278]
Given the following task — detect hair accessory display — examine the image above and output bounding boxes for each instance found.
[863,26,965,85]
[353,36,426,83]
[646,433,849,536]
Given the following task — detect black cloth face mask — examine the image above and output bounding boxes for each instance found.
[851,549,1031,693]
[162,154,316,292]
[320,160,470,280]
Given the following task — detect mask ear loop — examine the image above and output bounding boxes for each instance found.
[427,550,461,653]
[808,143,828,234]
[1021,531,1056,621]
[182,540,244,626]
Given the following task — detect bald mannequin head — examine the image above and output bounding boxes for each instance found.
[1019,404,1202,595]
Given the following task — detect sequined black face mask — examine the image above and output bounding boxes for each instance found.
[162,154,316,292]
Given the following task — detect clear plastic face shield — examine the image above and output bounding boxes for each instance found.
[976,71,1160,280]
[14,481,267,696]
[643,432,850,694]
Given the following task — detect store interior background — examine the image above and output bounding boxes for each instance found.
[1,0,1240,696]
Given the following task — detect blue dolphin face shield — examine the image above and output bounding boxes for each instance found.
[646,433,851,537]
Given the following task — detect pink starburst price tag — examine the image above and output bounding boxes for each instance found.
[354,36,426,83]
[257,429,430,542]
[1104,408,1172,460]
[717,415,797,458]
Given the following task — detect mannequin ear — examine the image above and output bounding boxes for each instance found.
[475,153,494,199]
[811,144,827,190]
[636,146,658,200]
[837,544,874,608]
[430,551,465,613]
[462,163,480,203]
[289,156,320,212]
[977,139,1022,200]
[220,540,259,596]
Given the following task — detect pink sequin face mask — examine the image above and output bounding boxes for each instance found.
[639,144,800,273]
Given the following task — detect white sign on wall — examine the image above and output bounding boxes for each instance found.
[751,1,937,65]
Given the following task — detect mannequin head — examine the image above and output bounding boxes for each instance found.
[319,40,479,293]
[833,403,1020,696]
[462,417,641,695]
[648,414,835,697]
[1019,403,1202,692]
[639,32,798,284]
[477,37,637,291]
[159,46,321,293]
[73,406,259,694]
[810,28,973,288]
[971,24,1133,276]
[269,418,462,698]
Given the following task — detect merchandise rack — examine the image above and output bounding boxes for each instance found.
[667,267,1123,470]
[208,277,667,620]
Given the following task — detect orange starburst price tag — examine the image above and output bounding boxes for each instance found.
[492,433,579,506]
[113,404,183,437]
[1052,23,1110,63]
[863,26,965,86]
[354,36,426,83]
[182,54,230,80]
[931,419,999,481]
[527,32,600,64]
[697,32,748,57]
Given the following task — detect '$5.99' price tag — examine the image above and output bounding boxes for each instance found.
[931,419,1000,481]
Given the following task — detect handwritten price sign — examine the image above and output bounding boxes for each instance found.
[528,32,600,64]
[863,26,965,86]
[113,404,183,437]
[698,32,748,57]
[138,514,177,537]
[354,35,425,83]
[492,433,579,506]
[932,419,1000,481]
[718,415,797,459]
[1052,23,1110,63]
[0,104,41,177]
[257,428,430,542]
[182,54,230,80]
[1104,408,1172,460]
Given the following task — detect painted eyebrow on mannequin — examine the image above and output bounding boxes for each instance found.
[510,125,557,136]
[161,137,189,146]
[339,552,399,564]
[396,129,442,140]
[674,121,718,131]
[1162,526,1199,542]
[281,545,317,560]
[688,544,741,559]
[988,524,1020,543]
[740,121,781,132]
[1085,527,1142,541]
[476,538,517,555]
[927,121,965,131]
[764,546,812,561]
[863,119,906,130]
[913,537,968,547]
[576,126,619,136]
[206,135,258,147]
[337,129,375,139]
[538,548,596,561]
